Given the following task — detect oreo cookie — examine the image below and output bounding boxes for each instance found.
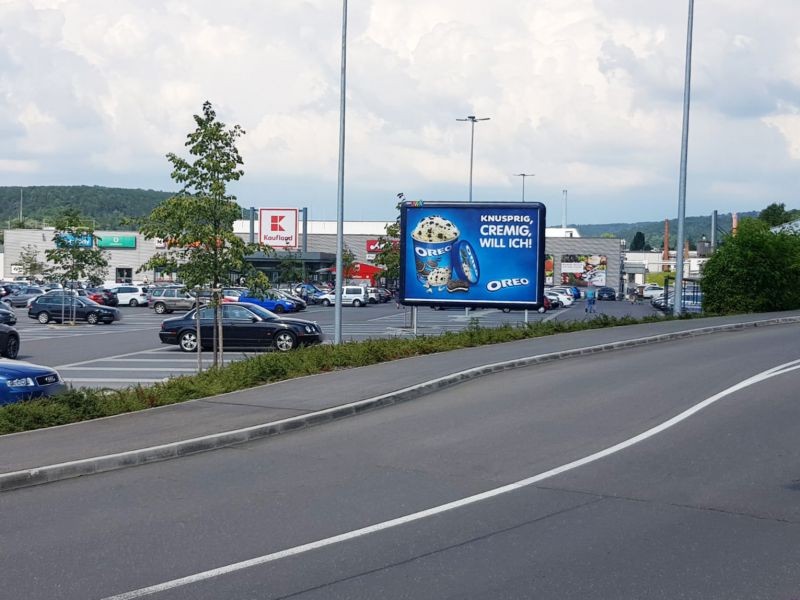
[447,279,469,293]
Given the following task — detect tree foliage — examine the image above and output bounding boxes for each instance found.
[44,209,109,287]
[374,194,403,283]
[277,251,304,284]
[758,202,799,227]
[701,218,800,314]
[18,244,46,279]
[138,101,270,367]
[0,186,171,230]
[629,231,646,251]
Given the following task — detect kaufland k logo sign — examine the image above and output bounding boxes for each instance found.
[259,208,299,249]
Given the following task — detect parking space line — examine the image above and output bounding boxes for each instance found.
[55,348,165,369]
[60,367,198,372]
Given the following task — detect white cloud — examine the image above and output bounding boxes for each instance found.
[0,0,799,224]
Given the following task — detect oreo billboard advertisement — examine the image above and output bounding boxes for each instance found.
[399,201,546,309]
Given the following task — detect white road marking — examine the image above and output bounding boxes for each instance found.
[54,348,165,369]
[60,367,198,372]
[64,378,167,384]
[101,357,800,600]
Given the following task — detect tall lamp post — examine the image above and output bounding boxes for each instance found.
[334,0,348,344]
[456,115,490,202]
[513,173,535,202]
[562,189,568,231]
[673,0,694,316]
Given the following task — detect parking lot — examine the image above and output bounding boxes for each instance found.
[6,298,659,389]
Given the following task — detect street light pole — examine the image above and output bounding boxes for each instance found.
[562,189,568,231]
[334,0,348,344]
[513,173,534,202]
[457,115,490,202]
[673,0,694,317]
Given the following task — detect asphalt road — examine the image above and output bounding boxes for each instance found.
[1,322,798,599]
[8,298,658,388]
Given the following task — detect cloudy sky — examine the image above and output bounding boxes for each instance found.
[1,0,799,225]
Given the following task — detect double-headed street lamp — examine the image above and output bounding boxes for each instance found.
[513,173,535,202]
[456,115,490,202]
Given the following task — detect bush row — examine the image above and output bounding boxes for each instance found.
[0,314,676,435]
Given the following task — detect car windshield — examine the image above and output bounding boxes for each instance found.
[238,303,277,320]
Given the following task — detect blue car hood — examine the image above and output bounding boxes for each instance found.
[0,359,55,378]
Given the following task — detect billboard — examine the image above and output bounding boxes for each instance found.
[55,232,93,248]
[560,254,607,286]
[400,201,546,309]
[96,235,136,248]
[259,208,299,249]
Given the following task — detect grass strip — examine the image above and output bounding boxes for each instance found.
[0,314,680,435]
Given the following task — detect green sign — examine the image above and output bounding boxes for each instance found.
[97,235,137,248]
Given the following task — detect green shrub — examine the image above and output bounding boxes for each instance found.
[0,314,674,435]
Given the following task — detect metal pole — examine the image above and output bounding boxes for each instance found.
[301,207,308,253]
[249,207,255,244]
[673,0,694,317]
[562,189,568,230]
[514,174,534,202]
[412,306,417,336]
[19,188,23,224]
[334,0,348,345]
[468,119,475,203]
[710,210,717,250]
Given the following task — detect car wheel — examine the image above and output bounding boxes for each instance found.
[154,302,167,314]
[274,330,296,352]
[3,334,19,359]
[179,330,198,352]
[322,299,331,307]
[129,299,139,307]
[86,312,99,325]
[37,311,50,324]
[538,306,546,314]
[274,305,285,314]
[502,307,511,313]
[353,299,362,307]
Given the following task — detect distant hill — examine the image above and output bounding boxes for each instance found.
[575,212,760,249]
[0,185,174,231]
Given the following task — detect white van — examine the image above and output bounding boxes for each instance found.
[111,285,149,307]
[318,286,368,307]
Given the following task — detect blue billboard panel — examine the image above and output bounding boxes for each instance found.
[55,232,94,248]
[399,202,546,309]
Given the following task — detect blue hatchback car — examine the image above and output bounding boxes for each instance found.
[236,291,296,314]
[0,359,66,406]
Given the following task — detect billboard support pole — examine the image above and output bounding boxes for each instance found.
[412,306,417,336]
[524,309,528,324]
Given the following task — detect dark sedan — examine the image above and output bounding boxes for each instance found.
[159,302,323,352]
[0,304,17,326]
[28,296,122,324]
[0,357,65,405]
[3,287,45,307]
[597,286,618,301]
[0,324,20,358]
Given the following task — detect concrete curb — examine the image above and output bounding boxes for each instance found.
[2,315,798,492]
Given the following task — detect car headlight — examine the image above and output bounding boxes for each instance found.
[304,325,313,333]
[7,377,35,387]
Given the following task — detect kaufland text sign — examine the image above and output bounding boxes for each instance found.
[259,208,299,249]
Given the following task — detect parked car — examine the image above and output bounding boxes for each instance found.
[318,286,368,307]
[28,296,122,324]
[597,286,617,301]
[365,287,383,304]
[236,290,296,313]
[500,296,551,314]
[159,302,323,352]
[378,288,394,303]
[0,358,65,405]
[3,287,45,307]
[642,284,665,299]
[544,291,563,308]
[150,288,201,314]
[0,323,20,358]
[110,285,149,307]
[0,304,17,326]
[546,289,575,307]
[271,288,307,311]
[85,287,118,306]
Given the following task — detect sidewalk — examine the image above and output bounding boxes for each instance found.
[2,311,799,490]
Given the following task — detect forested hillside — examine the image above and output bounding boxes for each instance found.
[0,186,173,231]
[576,212,759,249]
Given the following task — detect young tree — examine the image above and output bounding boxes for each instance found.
[44,209,109,323]
[374,193,403,284]
[138,101,270,368]
[277,251,304,284]
[342,245,356,282]
[701,218,800,314]
[18,244,46,280]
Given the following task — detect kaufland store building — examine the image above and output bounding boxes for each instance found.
[2,207,625,290]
